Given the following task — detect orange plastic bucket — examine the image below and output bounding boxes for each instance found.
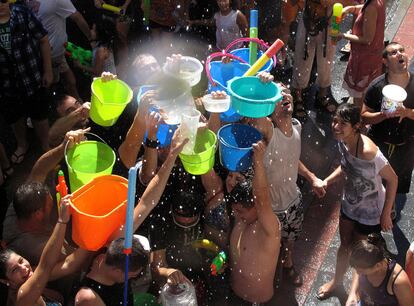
[69,175,128,251]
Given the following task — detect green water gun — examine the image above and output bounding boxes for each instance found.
[211,251,227,276]
[331,3,343,45]
[143,0,150,26]
[64,42,92,67]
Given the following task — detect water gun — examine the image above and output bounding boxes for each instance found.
[191,239,220,253]
[143,0,150,26]
[249,10,259,65]
[211,251,227,276]
[64,42,92,67]
[331,3,343,45]
[101,3,125,15]
[56,170,68,207]
[243,39,284,76]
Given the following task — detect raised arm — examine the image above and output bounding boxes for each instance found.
[252,141,280,237]
[132,130,188,231]
[16,196,71,306]
[28,128,90,183]
[139,111,162,185]
[49,248,92,282]
[118,91,155,168]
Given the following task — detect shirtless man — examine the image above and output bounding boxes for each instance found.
[229,141,281,305]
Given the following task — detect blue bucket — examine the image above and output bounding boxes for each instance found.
[137,85,178,148]
[218,124,262,172]
[230,48,273,73]
[228,76,282,118]
[208,61,250,123]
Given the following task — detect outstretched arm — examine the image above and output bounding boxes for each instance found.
[132,130,188,231]
[16,196,71,306]
[29,128,90,183]
[252,141,280,237]
[118,91,156,168]
[298,161,326,198]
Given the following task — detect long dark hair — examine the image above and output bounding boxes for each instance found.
[349,233,390,269]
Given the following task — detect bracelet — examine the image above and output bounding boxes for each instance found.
[145,138,160,149]
[57,219,68,224]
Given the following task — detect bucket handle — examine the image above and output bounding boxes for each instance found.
[205,52,248,88]
[224,37,277,68]
[64,132,110,176]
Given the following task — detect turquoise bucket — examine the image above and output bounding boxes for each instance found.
[227,76,282,118]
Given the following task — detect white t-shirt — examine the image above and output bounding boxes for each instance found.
[264,119,302,212]
[26,0,76,59]
[214,9,242,50]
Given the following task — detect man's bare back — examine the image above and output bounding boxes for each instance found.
[230,212,280,303]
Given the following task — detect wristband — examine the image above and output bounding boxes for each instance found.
[145,138,160,149]
[57,219,68,224]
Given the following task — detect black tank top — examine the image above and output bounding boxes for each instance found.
[79,277,133,306]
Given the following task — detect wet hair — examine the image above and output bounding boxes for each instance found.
[334,103,361,127]
[13,182,50,220]
[225,171,255,208]
[0,249,15,279]
[105,237,149,272]
[171,190,204,218]
[382,41,402,59]
[94,17,117,49]
[349,233,389,269]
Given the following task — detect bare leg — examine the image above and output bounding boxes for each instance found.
[11,118,29,163]
[317,216,355,299]
[61,68,80,100]
[115,19,130,79]
[32,118,50,152]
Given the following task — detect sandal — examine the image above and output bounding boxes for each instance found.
[283,266,303,287]
[11,146,29,165]
[293,101,307,120]
[2,165,14,181]
[317,95,339,114]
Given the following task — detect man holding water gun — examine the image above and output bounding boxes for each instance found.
[24,0,91,100]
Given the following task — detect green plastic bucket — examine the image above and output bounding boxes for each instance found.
[65,133,116,192]
[133,293,160,306]
[90,77,133,126]
[179,129,217,175]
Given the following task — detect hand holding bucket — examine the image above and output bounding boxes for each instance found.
[381,84,407,118]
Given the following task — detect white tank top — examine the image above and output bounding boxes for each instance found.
[214,10,243,50]
[264,119,302,212]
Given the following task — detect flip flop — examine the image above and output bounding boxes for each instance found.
[11,147,29,165]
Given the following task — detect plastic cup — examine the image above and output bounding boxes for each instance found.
[202,94,231,113]
[163,56,203,87]
[180,109,201,154]
[382,84,407,115]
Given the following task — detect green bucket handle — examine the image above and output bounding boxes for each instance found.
[64,132,110,175]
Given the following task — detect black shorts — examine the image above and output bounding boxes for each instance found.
[340,210,382,235]
[1,87,51,124]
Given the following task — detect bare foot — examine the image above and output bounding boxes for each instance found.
[316,279,337,300]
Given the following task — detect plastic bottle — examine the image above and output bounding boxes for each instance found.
[160,282,198,306]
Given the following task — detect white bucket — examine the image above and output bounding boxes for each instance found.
[202,94,231,113]
[163,56,203,87]
[381,84,407,115]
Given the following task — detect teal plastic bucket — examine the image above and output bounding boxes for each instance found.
[218,124,262,172]
[65,133,116,192]
[227,76,282,118]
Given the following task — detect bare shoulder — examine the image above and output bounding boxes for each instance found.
[361,135,378,160]
[75,288,105,306]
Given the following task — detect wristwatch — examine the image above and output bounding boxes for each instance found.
[145,138,160,149]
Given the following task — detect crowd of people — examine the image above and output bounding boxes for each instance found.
[1,0,414,305]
